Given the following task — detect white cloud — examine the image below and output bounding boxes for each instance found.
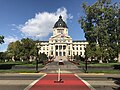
[4,36,18,44]
[20,7,73,38]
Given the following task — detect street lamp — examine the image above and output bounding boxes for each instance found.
[36,46,39,73]
[84,48,88,73]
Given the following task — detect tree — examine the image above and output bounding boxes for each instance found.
[0,52,6,62]
[7,41,22,61]
[79,0,120,62]
[39,53,48,61]
[0,36,4,44]
[7,38,37,61]
[20,38,36,61]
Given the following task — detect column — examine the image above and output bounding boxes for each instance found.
[62,45,63,56]
[53,45,55,57]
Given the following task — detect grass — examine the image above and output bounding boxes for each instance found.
[78,62,120,74]
[86,70,120,74]
[0,61,45,73]
[0,69,37,73]
[0,61,22,65]
[79,62,120,67]
[0,61,44,67]
[15,64,44,68]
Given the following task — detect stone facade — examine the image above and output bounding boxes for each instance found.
[37,16,88,60]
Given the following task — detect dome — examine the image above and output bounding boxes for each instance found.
[53,15,68,28]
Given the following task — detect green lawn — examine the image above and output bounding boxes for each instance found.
[78,62,120,74]
[15,64,44,67]
[0,69,37,73]
[0,61,45,73]
[87,70,120,74]
[79,62,120,67]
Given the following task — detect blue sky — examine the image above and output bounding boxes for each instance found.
[0,0,119,52]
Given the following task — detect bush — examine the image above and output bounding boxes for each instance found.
[109,60,117,63]
[91,60,99,64]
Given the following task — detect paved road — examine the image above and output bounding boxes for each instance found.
[77,73,120,90]
[0,61,120,90]
[0,73,44,90]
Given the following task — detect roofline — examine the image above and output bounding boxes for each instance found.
[73,40,87,42]
[37,40,87,42]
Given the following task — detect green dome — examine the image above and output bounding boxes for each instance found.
[54,15,68,28]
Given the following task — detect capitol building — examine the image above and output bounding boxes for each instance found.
[37,16,88,61]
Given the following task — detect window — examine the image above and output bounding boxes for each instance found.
[59,52,62,56]
[59,45,62,50]
[69,51,70,55]
[77,52,78,55]
[51,51,53,55]
[80,47,82,50]
[57,29,64,34]
[76,47,78,50]
[63,52,65,56]
[73,47,74,50]
[56,46,58,50]
[51,46,53,49]
[56,52,58,56]
[84,47,86,50]
[43,47,45,50]
[73,52,75,55]
[63,45,66,50]
[68,46,70,49]
[80,52,82,55]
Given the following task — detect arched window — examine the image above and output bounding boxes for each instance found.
[63,52,65,56]
[56,52,58,56]
[59,52,62,56]
[63,45,66,50]
[56,45,58,50]
[59,45,62,50]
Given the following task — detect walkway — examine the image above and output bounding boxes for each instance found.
[27,74,95,90]
[40,61,82,73]
[25,61,95,90]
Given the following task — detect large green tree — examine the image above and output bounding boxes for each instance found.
[7,38,37,61]
[79,0,120,62]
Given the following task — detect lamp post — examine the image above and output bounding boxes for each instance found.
[85,48,88,73]
[36,46,39,73]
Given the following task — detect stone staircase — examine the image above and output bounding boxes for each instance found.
[54,56,67,61]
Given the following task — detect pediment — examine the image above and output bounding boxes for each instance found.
[50,34,71,39]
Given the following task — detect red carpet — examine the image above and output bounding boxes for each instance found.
[29,74,91,90]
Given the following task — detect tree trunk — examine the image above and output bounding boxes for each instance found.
[29,56,33,62]
[99,57,103,63]
[118,53,120,63]
[12,56,15,62]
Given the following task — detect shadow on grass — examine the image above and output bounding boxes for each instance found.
[113,65,120,70]
[0,64,15,69]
